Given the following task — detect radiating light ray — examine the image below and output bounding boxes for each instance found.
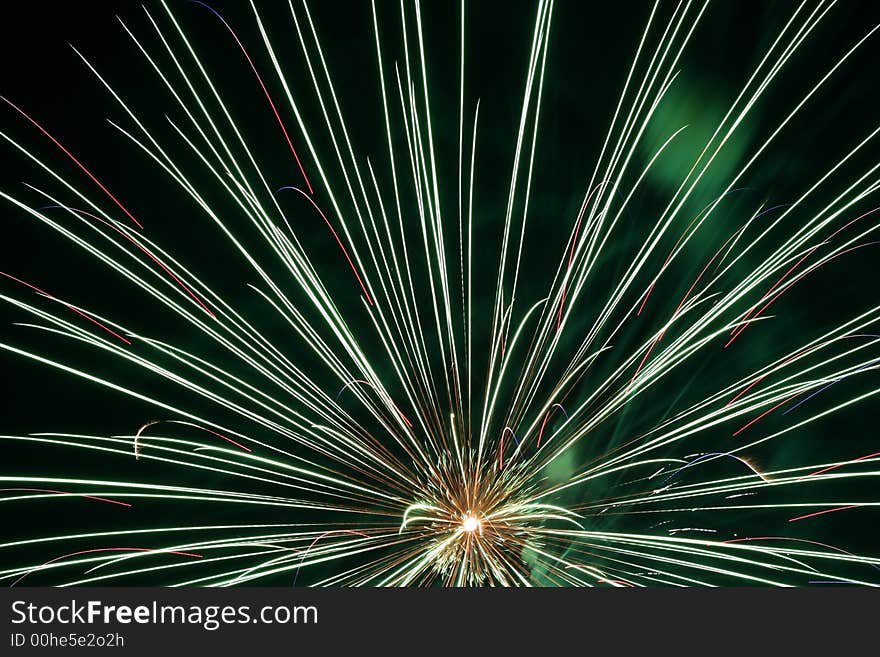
[0,96,145,230]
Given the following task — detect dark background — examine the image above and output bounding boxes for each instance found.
[1,0,880,585]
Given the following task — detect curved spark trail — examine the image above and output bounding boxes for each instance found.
[277,186,374,305]
[11,547,203,586]
[190,1,314,194]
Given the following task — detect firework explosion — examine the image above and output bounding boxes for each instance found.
[1,0,880,586]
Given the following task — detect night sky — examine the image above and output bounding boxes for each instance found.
[2,1,880,586]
